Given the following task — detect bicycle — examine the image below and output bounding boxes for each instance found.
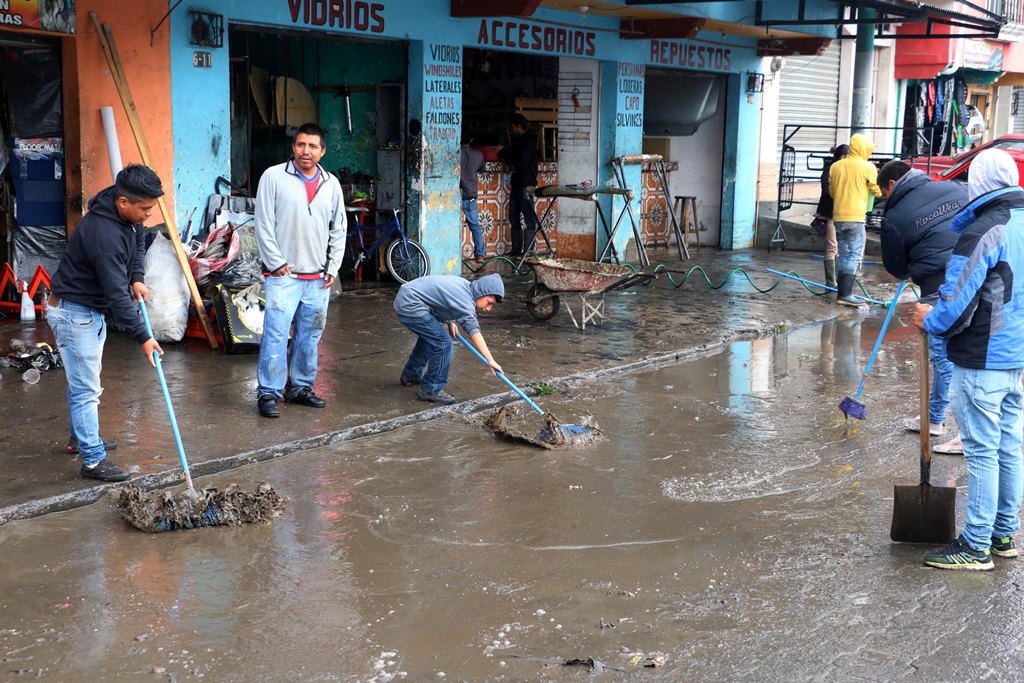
[343,207,430,284]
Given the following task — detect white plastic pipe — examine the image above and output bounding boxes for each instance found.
[100,106,123,183]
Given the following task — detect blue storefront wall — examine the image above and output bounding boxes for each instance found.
[169,1,775,264]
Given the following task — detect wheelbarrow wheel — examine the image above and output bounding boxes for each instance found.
[526,284,560,321]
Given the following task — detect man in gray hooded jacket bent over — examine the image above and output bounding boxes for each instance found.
[394,273,505,404]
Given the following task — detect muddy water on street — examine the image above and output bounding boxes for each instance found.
[3,317,1023,681]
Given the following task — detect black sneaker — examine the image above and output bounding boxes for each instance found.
[80,458,130,483]
[417,389,457,405]
[285,387,326,408]
[923,535,994,571]
[257,394,280,418]
[400,375,422,386]
[67,435,117,454]
[991,535,1018,558]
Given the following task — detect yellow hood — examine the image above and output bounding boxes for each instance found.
[849,133,874,161]
[828,133,882,222]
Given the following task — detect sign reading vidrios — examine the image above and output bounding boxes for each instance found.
[287,0,385,33]
[0,0,76,34]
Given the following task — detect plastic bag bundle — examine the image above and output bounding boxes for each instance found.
[0,339,63,371]
[234,283,265,334]
[188,224,241,289]
[144,234,190,342]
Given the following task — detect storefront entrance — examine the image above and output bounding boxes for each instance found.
[643,67,726,248]
[0,32,66,308]
[460,47,561,259]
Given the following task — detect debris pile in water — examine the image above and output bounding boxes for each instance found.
[484,404,604,449]
[111,482,288,532]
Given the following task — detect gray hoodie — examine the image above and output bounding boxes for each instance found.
[255,159,347,277]
[394,274,504,336]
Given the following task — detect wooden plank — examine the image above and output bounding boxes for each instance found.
[515,97,557,108]
[517,110,558,122]
[451,0,540,17]
[90,12,219,348]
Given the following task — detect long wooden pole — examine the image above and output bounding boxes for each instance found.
[89,12,219,348]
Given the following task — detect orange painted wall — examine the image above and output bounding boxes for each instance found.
[70,0,174,228]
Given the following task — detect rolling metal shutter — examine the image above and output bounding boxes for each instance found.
[777,42,841,181]
[1013,87,1024,133]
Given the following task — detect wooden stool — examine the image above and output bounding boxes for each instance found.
[673,196,700,250]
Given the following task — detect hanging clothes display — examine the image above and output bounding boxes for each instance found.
[902,75,971,158]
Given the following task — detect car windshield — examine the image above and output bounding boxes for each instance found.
[940,139,1024,181]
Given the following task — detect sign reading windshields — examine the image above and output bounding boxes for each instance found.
[0,0,76,35]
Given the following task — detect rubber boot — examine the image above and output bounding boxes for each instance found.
[823,259,837,289]
[836,273,864,307]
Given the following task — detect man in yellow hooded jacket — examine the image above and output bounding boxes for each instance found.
[829,133,882,306]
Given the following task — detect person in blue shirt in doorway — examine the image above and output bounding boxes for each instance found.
[394,273,505,405]
[915,149,1024,571]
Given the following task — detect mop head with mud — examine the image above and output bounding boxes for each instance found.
[111,482,288,532]
[485,404,604,449]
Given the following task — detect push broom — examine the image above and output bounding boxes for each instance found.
[838,279,908,420]
[111,300,286,532]
[454,332,600,448]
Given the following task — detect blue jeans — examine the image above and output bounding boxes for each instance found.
[462,198,485,258]
[950,365,1024,550]
[834,221,866,277]
[256,275,330,399]
[398,314,452,394]
[47,299,108,466]
[928,333,953,425]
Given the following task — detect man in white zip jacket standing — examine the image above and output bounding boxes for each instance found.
[254,122,347,418]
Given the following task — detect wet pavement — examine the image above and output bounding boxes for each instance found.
[0,249,895,521]
[3,317,1022,681]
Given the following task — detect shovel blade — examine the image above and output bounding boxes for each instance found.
[890,482,957,544]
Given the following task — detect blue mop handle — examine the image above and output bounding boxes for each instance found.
[766,269,884,305]
[455,331,545,415]
[139,300,195,491]
[854,278,909,399]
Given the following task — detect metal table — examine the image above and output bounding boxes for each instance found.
[525,185,636,268]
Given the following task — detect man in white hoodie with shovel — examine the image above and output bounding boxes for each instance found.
[914,149,1024,571]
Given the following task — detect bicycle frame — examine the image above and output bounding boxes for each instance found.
[351,209,415,260]
[343,206,430,284]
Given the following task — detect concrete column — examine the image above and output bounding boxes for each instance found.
[851,9,875,134]
[597,60,644,261]
[720,73,758,250]
[406,41,464,274]
[993,85,1014,139]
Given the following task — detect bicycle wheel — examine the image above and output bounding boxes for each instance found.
[385,238,430,283]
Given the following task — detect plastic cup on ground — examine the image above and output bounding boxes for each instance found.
[22,368,40,384]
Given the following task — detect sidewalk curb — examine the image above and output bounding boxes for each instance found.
[0,317,828,527]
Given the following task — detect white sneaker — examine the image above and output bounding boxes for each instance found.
[903,416,945,436]
[933,434,964,455]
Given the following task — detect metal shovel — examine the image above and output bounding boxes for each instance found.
[890,329,956,544]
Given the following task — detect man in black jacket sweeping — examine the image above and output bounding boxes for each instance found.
[878,160,967,454]
[48,164,165,482]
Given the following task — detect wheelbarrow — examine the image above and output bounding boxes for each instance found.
[524,258,655,330]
